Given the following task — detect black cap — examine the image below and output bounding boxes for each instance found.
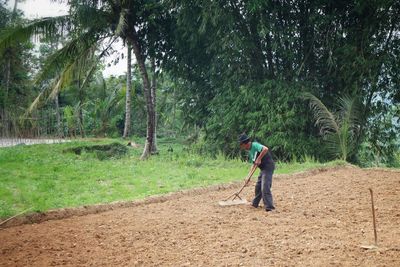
[238,133,250,144]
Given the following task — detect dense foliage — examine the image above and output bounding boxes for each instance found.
[167,0,400,164]
[0,0,399,166]
[0,2,35,115]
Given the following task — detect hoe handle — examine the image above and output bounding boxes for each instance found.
[231,164,258,200]
[244,164,258,185]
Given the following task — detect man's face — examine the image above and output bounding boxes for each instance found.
[240,142,250,150]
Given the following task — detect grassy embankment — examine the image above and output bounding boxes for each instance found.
[0,138,344,218]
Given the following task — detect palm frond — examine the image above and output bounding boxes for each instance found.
[35,36,114,105]
[338,95,363,160]
[25,86,48,116]
[76,37,118,90]
[324,132,342,159]
[0,15,70,53]
[115,8,128,37]
[49,62,76,99]
[35,30,102,83]
[28,46,95,114]
[302,92,339,135]
[32,39,118,112]
[338,95,363,135]
[78,55,99,92]
[27,63,74,115]
[73,3,111,30]
[304,93,362,161]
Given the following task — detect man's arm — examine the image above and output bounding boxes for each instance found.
[255,146,268,166]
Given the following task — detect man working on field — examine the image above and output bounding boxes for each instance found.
[238,133,275,212]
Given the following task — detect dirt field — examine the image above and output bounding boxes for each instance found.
[1,166,399,266]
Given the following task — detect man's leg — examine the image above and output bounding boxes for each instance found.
[261,168,275,211]
[252,174,262,207]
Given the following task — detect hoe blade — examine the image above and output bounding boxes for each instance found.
[218,199,248,206]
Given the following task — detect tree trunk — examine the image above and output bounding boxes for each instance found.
[4,56,11,103]
[150,58,158,154]
[123,45,132,139]
[78,98,85,138]
[265,32,275,78]
[12,0,18,18]
[54,93,63,137]
[126,31,155,160]
[2,0,19,109]
[4,0,19,104]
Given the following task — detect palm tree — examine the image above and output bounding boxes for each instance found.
[0,0,171,159]
[123,44,132,139]
[303,92,363,161]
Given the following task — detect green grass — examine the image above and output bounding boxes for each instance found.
[0,138,342,218]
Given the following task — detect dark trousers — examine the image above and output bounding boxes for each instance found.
[252,168,275,210]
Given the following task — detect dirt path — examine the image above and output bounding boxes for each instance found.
[1,167,399,266]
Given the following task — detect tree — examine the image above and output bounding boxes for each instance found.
[0,0,173,159]
[166,0,400,161]
[0,1,35,130]
[90,76,124,137]
[123,44,132,139]
[118,1,173,158]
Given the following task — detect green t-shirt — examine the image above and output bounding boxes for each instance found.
[248,141,264,164]
[248,141,275,169]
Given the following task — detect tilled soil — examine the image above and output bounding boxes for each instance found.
[1,167,399,266]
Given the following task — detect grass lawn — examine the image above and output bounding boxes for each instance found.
[0,138,344,218]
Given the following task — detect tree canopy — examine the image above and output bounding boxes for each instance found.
[0,0,399,165]
[166,0,400,162]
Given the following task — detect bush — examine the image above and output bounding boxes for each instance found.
[204,80,322,161]
[63,142,128,160]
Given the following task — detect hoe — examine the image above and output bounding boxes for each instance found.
[219,164,258,206]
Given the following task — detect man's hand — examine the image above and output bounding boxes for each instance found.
[255,146,268,166]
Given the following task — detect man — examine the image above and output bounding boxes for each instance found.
[238,133,275,212]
